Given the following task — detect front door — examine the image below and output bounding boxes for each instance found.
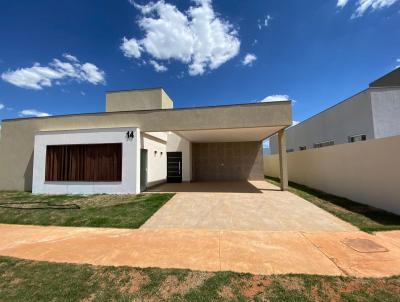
[140,149,148,191]
[167,152,182,183]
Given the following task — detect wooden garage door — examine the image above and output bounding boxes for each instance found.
[45,144,122,182]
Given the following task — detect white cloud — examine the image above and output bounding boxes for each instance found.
[0,103,4,110]
[258,15,272,29]
[337,0,399,18]
[121,37,142,59]
[19,109,51,117]
[63,53,79,62]
[260,95,291,103]
[396,58,400,68]
[337,0,350,8]
[1,55,105,90]
[149,60,168,72]
[354,0,399,17]
[80,63,106,85]
[121,0,240,76]
[242,54,257,66]
[287,120,300,128]
[264,15,272,27]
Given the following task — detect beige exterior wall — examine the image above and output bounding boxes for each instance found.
[106,88,173,112]
[264,135,400,215]
[161,89,174,110]
[0,101,291,191]
[193,142,263,181]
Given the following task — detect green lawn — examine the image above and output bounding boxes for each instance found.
[266,176,400,233]
[0,256,399,302]
[0,192,174,229]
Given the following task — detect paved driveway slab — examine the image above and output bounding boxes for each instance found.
[375,230,400,248]
[143,181,356,232]
[0,224,220,272]
[219,231,343,275]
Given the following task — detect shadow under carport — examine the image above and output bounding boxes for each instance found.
[145,181,279,193]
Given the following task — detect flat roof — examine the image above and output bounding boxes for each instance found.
[3,100,292,123]
[106,87,164,94]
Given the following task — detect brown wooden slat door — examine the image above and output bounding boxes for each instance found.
[45,144,122,182]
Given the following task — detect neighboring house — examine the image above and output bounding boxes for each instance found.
[270,68,400,154]
[0,88,292,194]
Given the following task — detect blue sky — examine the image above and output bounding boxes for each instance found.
[0,0,399,128]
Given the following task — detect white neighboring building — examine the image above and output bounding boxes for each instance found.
[270,68,400,154]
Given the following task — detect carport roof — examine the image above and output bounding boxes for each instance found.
[174,126,285,142]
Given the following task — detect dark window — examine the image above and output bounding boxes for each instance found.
[348,134,367,143]
[45,144,122,182]
[299,146,307,151]
[313,140,334,148]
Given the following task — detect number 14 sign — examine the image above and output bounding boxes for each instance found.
[126,131,134,140]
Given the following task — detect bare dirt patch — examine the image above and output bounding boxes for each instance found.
[158,272,213,299]
[278,276,305,291]
[361,279,400,296]
[310,280,341,302]
[341,279,366,293]
[239,275,273,299]
[310,278,400,301]
[121,271,150,294]
[1,271,23,286]
[219,285,235,300]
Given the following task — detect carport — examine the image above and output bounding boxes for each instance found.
[172,126,287,188]
[164,121,290,191]
[139,101,293,191]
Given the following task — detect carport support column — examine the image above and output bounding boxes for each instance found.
[278,129,288,191]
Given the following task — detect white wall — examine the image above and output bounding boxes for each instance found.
[167,132,192,181]
[270,90,375,154]
[264,135,400,215]
[141,132,167,187]
[371,88,400,139]
[32,128,140,195]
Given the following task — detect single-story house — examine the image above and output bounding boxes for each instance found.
[0,88,292,194]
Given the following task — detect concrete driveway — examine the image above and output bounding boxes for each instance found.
[143,181,356,232]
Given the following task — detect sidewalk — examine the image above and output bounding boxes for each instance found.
[0,224,400,277]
